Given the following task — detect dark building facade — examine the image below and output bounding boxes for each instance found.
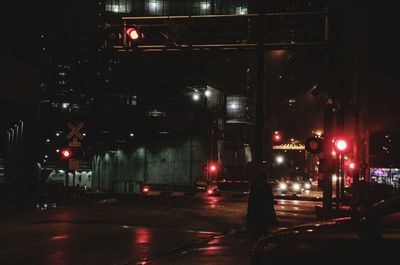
[36,0,331,192]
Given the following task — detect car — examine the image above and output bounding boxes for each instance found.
[301,179,312,190]
[206,183,221,196]
[251,195,400,264]
[277,179,302,195]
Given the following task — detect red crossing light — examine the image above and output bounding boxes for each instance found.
[126,27,144,43]
[61,149,72,159]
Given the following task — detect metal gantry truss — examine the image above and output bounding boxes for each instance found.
[104,11,328,52]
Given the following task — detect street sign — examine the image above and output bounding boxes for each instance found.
[68,138,82,147]
[69,159,80,170]
[66,122,84,140]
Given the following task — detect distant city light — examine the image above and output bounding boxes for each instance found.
[204,90,211,97]
[56,149,60,153]
[130,133,134,137]
[201,2,210,10]
[314,130,323,137]
[62,103,70,109]
[276,155,284,164]
[192,93,200,101]
[46,139,50,142]
[229,103,238,110]
[149,0,160,12]
[56,133,60,136]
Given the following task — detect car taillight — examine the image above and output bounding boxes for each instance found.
[142,186,150,193]
[207,189,214,194]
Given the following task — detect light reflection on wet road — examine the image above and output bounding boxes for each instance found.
[0,195,319,265]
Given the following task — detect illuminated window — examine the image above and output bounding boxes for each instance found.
[146,0,166,15]
[146,109,166,118]
[235,6,248,15]
[105,0,132,13]
[196,1,211,15]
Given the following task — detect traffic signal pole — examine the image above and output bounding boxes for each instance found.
[322,105,333,211]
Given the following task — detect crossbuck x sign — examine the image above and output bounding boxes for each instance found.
[66,122,84,140]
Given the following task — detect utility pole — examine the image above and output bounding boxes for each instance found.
[246,0,277,235]
[254,0,266,164]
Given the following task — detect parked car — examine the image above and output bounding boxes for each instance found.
[251,195,400,264]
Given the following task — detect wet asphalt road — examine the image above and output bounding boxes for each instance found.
[0,194,320,265]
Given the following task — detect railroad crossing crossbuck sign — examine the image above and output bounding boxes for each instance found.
[66,122,84,140]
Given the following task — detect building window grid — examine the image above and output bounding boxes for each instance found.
[105,0,133,13]
[106,0,248,16]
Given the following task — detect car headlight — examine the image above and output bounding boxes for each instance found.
[279,182,287,190]
[292,183,301,191]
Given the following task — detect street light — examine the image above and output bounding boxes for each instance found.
[192,93,201,101]
[275,155,284,164]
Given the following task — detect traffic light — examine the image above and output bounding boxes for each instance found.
[305,136,324,154]
[208,162,218,174]
[126,26,144,47]
[272,131,282,143]
[333,137,350,154]
[348,161,356,170]
[61,148,72,159]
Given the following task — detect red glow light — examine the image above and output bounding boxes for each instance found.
[61,149,71,158]
[142,186,150,193]
[127,27,141,41]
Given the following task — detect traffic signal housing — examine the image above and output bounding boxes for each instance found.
[125,26,144,47]
[305,136,324,154]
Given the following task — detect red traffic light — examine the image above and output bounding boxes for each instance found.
[61,149,72,159]
[333,138,350,154]
[272,131,282,142]
[126,27,143,42]
[208,162,218,174]
[305,136,323,154]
